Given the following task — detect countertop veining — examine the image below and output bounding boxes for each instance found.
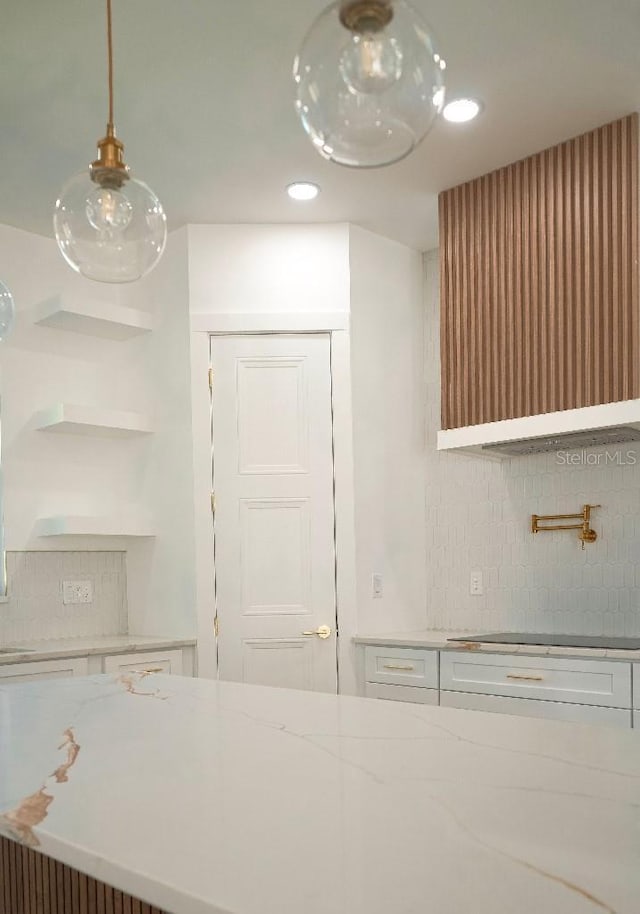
[0,673,638,914]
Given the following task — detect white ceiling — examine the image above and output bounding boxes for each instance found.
[2,0,640,250]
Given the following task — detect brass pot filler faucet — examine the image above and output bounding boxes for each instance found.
[531,504,600,548]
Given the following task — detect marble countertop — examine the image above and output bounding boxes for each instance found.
[354,630,640,661]
[1,673,638,914]
[0,634,197,665]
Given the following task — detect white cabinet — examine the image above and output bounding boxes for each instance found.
[440,651,631,708]
[0,657,89,682]
[359,640,635,728]
[363,646,438,704]
[0,646,194,684]
[441,689,631,729]
[102,649,184,676]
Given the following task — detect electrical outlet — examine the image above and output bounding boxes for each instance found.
[63,580,93,605]
[469,570,484,596]
[372,573,383,598]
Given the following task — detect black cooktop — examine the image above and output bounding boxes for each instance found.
[447,633,640,650]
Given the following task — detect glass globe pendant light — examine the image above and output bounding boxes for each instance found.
[293,0,446,168]
[54,0,167,283]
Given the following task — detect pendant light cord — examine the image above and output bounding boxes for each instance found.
[106,0,114,130]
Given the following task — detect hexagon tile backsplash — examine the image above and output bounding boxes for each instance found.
[0,551,127,643]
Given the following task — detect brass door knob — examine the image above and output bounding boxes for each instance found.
[301,625,332,639]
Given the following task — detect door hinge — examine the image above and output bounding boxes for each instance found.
[210,492,216,514]
[208,367,214,392]
[214,614,219,637]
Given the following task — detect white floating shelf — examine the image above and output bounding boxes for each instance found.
[34,404,153,438]
[35,297,152,340]
[36,516,155,538]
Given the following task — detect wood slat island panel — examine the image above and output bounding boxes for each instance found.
[0,836,168,914]
[439,113,640,429]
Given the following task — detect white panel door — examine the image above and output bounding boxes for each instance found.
[211,334,337,692]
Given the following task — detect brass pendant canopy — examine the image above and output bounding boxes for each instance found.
[90,124,129,189]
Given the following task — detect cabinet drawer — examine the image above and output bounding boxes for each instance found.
[634,664,640,710]
[0,657,89,682]
[365,646,438,688]
[102,650,183,676]
[441,690,631,729]
[365,682,439,705]
[440,651,631,708]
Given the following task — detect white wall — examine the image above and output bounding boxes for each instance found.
[123,228,198,639]
[0,224,156,641]
[0,223,198,643]
[187,224,351,316]
[349,226,426,633]
[1,224,152,552]
[423,250,640,635]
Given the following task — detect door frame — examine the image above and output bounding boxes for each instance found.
[189,313,358,694]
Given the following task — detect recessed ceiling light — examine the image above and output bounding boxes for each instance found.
[443,98,481,124]
[287,182,320,201]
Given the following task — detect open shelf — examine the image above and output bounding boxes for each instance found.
[36,515,155,538]
[34,404,152,438]
[35,297,152,340]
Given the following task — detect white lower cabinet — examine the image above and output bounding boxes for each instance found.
[360,643,636,728]
[440,651,631,708]
[0,657,90,682]
[441,689,631,729]
[102,649,184,676]
[0,646,194,684]
[363,646,439,704]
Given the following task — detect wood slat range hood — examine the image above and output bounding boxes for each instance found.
[437,113,640,457]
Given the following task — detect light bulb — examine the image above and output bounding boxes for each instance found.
[339,33,403,94]
[294,0,445,168]
[54,172,167,284]
[85,187,133,234]
[0,280,15,341]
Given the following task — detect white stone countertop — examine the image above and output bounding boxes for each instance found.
[0,673,638,914]
[0,634,196,665]
[353,630,640,661]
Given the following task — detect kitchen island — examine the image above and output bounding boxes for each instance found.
[0,673,638,914]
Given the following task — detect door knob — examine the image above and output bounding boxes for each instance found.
[301,625,332,639]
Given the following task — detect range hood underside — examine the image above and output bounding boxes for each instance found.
[437,399,640,458]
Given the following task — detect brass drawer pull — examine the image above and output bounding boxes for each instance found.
[506,674,544,682]
[131,667,165,674]
[383,664,415,672]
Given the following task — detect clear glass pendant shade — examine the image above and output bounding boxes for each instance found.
[54,171,167,283]
[294,0,445,168]
[0,280,15,341]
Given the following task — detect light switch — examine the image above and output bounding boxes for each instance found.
[372,573,383,598]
